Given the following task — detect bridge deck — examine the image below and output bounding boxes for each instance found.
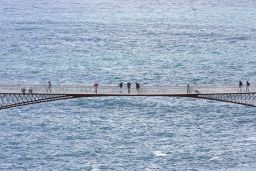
[0,84,255,95]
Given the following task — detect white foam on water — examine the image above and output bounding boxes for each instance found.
[90,160,100,171]
[153,150,167,157]
[209,156,220,161]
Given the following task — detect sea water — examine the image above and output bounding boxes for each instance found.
[0,0,256,170]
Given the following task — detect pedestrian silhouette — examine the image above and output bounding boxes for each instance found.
[187,83,190,94]
[47,81,52,93]
[127,82,131,94]
[119,82,123,93]
[93,82,99,94]
[21,87,26,94]
[135,82,140,94]
[239,80,243,92]
[246,81,250,92]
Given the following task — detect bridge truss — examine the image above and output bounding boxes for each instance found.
[0,93,75,110]
[197,93,256,107]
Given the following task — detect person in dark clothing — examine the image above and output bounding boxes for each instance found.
[93,82,99,94]
[187,83,190,94]
[246,81,250,92]
[119,82,123,93]
[127,82,131,94]
[21,87,26,94]
[239,80,243,92]
[135,82,140,94]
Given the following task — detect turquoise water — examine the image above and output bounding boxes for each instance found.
[1,0,256,170]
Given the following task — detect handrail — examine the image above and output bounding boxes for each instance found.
[0,84,255,95]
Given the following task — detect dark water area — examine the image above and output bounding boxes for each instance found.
[0,0,256,170]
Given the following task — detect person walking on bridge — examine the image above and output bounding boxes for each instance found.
[246,81,250,92]
[239,80,243,92]
[47,81,52,93]
[127,82,131,94]
[135,82,140,94]
[93,82,99,94]
[119,82,123,93]
[187,83,190,94]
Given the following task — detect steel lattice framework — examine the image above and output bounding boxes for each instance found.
[0,93,74,110]
[0,84,255,110]
[197,93,256,107]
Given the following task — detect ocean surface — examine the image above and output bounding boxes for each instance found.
[1,0,256,170]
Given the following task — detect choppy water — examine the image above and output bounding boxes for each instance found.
[1,0,256,170]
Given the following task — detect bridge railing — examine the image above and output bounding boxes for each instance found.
[0,84,255,95]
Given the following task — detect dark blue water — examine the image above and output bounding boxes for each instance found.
[1,0,256,170]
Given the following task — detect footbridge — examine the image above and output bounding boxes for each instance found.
[0,84,256,110]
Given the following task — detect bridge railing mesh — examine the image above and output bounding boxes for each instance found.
[0,84,255,95]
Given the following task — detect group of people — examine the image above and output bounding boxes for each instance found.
[21,80,254,95]
[20,81,52,94]
[239,80,250,92]
[45,81,142,94]
[92,82,141,94]
[119,82,140,94]
[20,87,33,94]
[93,81,253,94]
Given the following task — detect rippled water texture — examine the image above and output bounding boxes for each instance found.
[0,0,256,170]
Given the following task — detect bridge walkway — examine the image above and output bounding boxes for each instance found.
[0,84,256,109]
